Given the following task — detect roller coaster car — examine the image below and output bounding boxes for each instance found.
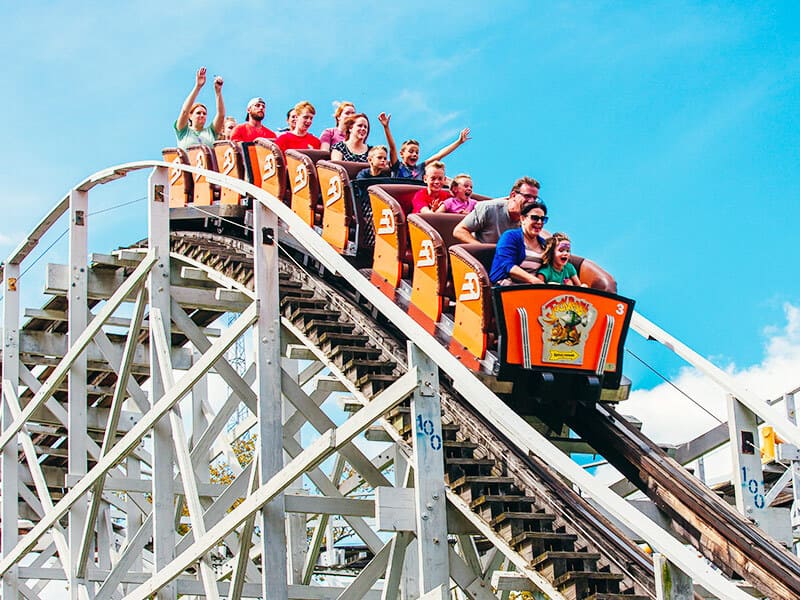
[493,284,634,408]
[163,142,634,406]
[163,145,249,232]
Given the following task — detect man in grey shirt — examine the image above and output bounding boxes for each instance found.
[452,176,541,244]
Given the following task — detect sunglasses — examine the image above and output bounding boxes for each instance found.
[525,214,548,223]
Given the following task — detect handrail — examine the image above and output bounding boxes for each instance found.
[1,159,771,599]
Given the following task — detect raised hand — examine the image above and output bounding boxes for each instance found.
[378,112,391,127]
[196,67,207,88]
[458,128,471,144]
[214,75,223,92]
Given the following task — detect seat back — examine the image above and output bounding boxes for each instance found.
[286,150,324,228]
[406,214,448,331]
[162,148,192,207]
[368,182,426,216]
[413,212,464,250]
[243,139,288,205]
[316,160,367,255]
[212,141,245,205]
[570,256,617,292]
[367,186,409,299]
[448,243,496,369]
[185,145,219,206]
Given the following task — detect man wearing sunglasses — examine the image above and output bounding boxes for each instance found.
[452,176,541,244]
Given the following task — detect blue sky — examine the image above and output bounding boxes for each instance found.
[2,1,799,400]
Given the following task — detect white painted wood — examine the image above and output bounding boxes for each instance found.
[253,193,289,598]
[303,455,347,584]
[0,250,157,453]
[77,284,147,577]
[67,187,90,599]
[376,487,416,532]
[2,261,21,599]
[123,370,416,600]
[408,344,449,594]
[380,532,413,600]
[281,369,392,488]
[0,285,258,578]
[2,386,71,573]
[229,455,260,600]
[147,166,177,600]
[336,540,392,600]
[447,547,497,600]
[151,308,220,600]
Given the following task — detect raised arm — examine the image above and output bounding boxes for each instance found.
[211,76,225,135]
[378,112,398,166]
[176,67,206,131]
[425,128,471,163]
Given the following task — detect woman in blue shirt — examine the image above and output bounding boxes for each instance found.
[489,201,548,285]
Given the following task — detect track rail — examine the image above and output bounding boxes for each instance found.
[567,402,800,600]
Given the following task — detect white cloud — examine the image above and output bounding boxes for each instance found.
[596,304,800,485]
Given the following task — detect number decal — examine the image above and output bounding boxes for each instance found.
[416,415,442,452]
[616,303,625,315]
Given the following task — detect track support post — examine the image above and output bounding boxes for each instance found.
[2,261,21,599]
[148,166,177,599]
[408,343,449,597]
[68,187,89,598]
[253,198,288,597]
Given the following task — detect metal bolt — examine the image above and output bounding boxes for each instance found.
[432,493,440,500]
[421,514,428,521]
[433,537,440,544]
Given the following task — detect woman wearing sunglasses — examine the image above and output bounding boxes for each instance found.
[489,200,550,285]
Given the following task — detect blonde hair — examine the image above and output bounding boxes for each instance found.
[425,161,445,175]
[368,145,387,158]
[294,100,316,115]
[400,139,420,152]
[450,173,472,190]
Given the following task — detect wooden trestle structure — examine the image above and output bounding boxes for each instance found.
[1,162,800,599]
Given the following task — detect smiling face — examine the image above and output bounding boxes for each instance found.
[189,104,207,130]
[350,116,369,142]
[424,167,446,194]
[400,142,420,166]
[521,207,546,238]
[508,182,539,220]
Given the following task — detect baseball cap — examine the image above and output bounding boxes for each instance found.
[247,97,265,110]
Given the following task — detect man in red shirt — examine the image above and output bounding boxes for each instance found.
[276,101,321,151]
[230,97,276,142]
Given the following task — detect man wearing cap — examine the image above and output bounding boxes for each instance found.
[452,176,541,244]
[230,97,277,142]
[174,67,226,150]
